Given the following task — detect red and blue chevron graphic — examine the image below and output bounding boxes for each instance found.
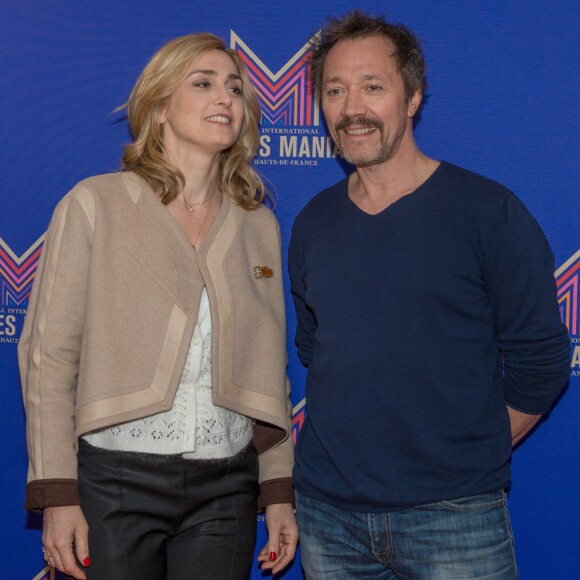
[556,249,580,336]
[231,32,318,127]
[292,398,306,443]
[0,236,44,307]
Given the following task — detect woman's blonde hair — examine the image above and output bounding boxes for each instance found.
[121,33,265,209]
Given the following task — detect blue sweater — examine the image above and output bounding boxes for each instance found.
[288,161,570,512]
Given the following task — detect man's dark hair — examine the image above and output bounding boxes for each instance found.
[310,9,427,103]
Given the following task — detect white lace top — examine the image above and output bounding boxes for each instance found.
[84,288,253,459]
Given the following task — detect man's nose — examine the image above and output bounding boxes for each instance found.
[342,90,366,118]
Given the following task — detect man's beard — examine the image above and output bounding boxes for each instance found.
[334,115,406,167]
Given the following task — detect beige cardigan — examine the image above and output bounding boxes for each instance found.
[19,172,294,510]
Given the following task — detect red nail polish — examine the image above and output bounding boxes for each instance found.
[83,557,91,567]
[269,551,277,561]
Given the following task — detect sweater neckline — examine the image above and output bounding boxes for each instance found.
[343,160,445,217]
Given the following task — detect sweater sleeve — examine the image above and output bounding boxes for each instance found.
[255,217,295,508]
[18,187,94,510]
[483,193,570,414]
[258,379,295,508]
[288,216,317,368]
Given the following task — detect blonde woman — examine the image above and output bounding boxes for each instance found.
[19,33,297,579]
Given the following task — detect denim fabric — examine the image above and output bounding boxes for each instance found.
[296,490,518,579]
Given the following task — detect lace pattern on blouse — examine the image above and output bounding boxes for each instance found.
[84,288,252,459]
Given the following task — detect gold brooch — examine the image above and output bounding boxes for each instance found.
[253,266,274,279]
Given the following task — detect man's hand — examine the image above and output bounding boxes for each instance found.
[43,505,90,579]
[257,502,299,574]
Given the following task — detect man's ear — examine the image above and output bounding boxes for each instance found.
[407,90,422,118]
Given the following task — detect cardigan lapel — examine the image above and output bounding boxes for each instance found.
[121,172,203,308]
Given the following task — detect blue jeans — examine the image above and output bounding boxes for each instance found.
[296,490,518,579]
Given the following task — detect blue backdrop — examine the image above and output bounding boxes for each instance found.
[1,1,578,578]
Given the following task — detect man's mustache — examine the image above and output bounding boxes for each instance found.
[335,116,383,131]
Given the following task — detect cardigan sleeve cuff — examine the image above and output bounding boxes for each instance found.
[258,477,295,510]
[25,479,81,511]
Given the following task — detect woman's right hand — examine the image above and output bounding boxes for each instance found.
[43,505,90,579]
